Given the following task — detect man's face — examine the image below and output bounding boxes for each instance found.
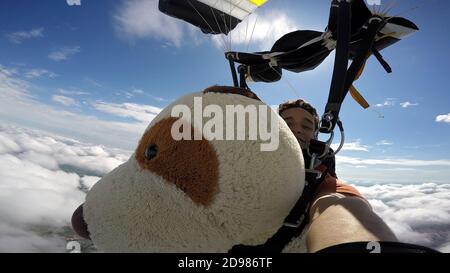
[280,108,316,149]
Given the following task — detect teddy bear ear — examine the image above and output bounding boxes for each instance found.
[203,85,262,102]
[71,204,91,240]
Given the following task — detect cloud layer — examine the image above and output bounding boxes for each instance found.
[357,183,450,252]
[0,124,131,252]
[0,123,449,252]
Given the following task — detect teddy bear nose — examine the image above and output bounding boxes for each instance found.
[71,204,91,240]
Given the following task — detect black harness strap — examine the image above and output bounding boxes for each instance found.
[229,140,331,254]
[320,0,352,133]
[227,57,239,87]
[341,17,386,110]
[322,13,389,133]
[372,47,392,73]
[229,170,327,254]
[238,65,249,89]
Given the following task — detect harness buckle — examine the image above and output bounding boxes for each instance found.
[306,169,323,180]
[283,214,305,228]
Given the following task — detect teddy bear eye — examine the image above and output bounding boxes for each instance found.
[144,144,158,160]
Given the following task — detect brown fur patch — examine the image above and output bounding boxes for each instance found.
[135,117,219,206]
[203,85,262,102]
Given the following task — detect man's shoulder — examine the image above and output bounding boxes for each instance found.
[317,175,364,199]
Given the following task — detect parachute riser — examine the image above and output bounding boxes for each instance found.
[320,0,352,134]
[321,4,389,135]
[226,53,239,88]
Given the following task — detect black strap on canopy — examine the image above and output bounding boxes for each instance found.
[321,4,389,133]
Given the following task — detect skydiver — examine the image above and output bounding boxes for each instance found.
[278,99,399,252]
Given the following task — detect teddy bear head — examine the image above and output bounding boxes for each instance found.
[72,86,305,252]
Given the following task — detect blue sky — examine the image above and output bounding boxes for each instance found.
[1,0,450,184]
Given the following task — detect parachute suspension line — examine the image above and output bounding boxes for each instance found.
[263,20,275,50]
[269,65,301,99]
[381,0,397,17]
[370,0,397,18]
[218,8,231,51]
[390,0,435,18]
[229,0,233,51]
[229,0,248,51]
[226,0,248,52]
[370,108,385,119]
[244,13,250,51]
[209,0,229,52]
[246,15,258,52]
[218,1,232,51]
[186,0,226,51]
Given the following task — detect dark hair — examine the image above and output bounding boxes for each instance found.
[278,99,320,130]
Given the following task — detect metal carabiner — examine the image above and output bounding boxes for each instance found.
[309,118,345,159]
[330,119,345,156]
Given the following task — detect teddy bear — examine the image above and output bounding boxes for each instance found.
[71,85,307,252]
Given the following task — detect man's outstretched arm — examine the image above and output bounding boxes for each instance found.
[306,179,398,253]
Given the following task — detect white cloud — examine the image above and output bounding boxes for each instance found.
[25,69,57,79]
[57,88,89,96]
[331,140,369,152]
[48,46,80,61]
[132,89,144,94]
[66,0,81,6]
[114,0,186,47]
[387,167,416,171]
[0,124,129,252]
[436,113,450,124]
[152,96,167,102]
[0,63,160,150]
[0,65,34,100]
[374,98,396,108]
[93,101,162,123]
[52,95,78,106]
[356,183,450,251]
[376,140,393,146]
[400,101,419,108]
[337,155,450,167]
[0,65,19,77]
[83,77,103,88]
[6,28,44,44]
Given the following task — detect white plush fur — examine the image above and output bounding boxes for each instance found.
[83,91,306,252]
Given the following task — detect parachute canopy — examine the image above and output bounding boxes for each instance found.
[159,0,268,35]
[226,0,419,83]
